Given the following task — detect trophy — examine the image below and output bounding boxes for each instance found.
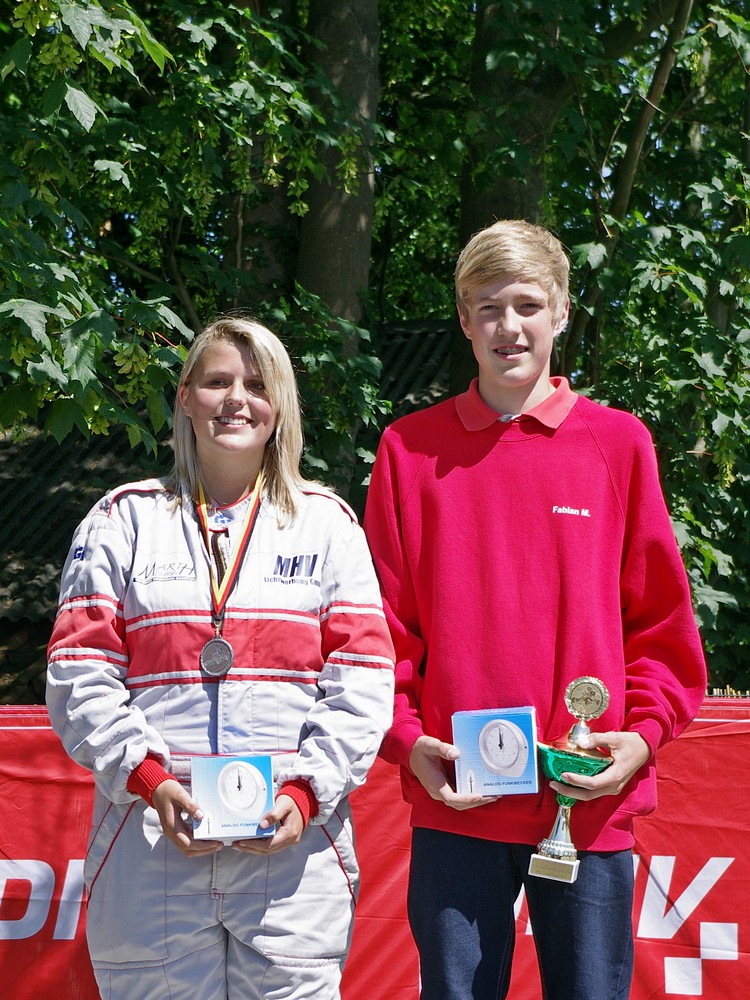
[528,677,613,884]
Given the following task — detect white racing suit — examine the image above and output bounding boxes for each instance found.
[46,480,395,1000]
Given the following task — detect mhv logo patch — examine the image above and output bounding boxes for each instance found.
[267,552,320,586]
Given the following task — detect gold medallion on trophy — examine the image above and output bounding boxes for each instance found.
[528,677,613,884]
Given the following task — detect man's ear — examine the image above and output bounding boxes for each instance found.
[457,305,472,340]
[554,299,571,336]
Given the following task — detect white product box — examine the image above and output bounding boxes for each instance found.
[452,707,538,796]
[191,754,275,842]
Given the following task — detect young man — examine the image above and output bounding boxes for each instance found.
[363,220,707,1000]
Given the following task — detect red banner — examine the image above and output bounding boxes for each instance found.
[1,702,747,999]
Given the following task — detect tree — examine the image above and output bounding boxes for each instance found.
[372,0,750,688]
[1,0,749,687]
[0,0,387,490]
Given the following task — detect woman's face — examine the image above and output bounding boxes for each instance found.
[178,338,277,474]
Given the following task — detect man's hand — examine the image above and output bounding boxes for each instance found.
[408,735,496,811]
[151,779,223,857]
[232,794,304,855]
[550,730,651,801]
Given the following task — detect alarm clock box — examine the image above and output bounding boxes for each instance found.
[191,754,275,842]
[452,707,538,796]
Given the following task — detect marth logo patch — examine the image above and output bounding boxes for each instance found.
[133,555,196,585]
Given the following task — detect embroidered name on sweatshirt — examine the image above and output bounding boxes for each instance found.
[552,505,591,517]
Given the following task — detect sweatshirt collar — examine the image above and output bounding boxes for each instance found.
[455,376,577,431]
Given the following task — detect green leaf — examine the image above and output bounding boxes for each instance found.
[59,1,95,49]
[41,78,67,118]
[64,83,104,132]
[27,354,69,388]
[1,179,31,209]
[648,226,672,246]
[94,159,132,190]
[573,242,609,270]
[696,352,725,379]
[146,389,172,434]
[137,31,174,71]
[61,322,102,388]
[0,385,38,427]
[0,37,32,80]
[693,581,739,615]
[725,234,750,268]
[45,398,88,442]
[151,302,195,338]
[0,300,52,343]
[179,21,218,49]
[711,412,731,436]
[125,422,158,455]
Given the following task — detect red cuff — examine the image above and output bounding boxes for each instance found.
[126,753,172,807]
[277,779,319,829]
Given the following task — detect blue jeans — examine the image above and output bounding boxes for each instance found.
[408,828,634,1000]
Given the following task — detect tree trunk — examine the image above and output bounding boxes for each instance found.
[451,1,573,393]
[218,0,299,310]
[295,0,380,324]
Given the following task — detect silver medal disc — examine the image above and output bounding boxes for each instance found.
[200,636,234,676]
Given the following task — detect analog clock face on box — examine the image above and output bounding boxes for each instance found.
[478,719,529,777]
[216,761,267,816]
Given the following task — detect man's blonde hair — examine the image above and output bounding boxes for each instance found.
[455,220,570,323]
[169,315,310,519]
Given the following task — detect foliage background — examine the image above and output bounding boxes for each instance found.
[1,0,748,690]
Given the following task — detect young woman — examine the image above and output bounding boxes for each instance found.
[47,316,395,1000]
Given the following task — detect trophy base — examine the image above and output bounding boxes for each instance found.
[528,852,580,883]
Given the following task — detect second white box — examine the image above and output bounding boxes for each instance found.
[452,707,538,796]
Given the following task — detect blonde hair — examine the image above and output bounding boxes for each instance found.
[455,220,570,324]
[169,316,311,519]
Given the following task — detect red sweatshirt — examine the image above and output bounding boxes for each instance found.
[364,377,707,851]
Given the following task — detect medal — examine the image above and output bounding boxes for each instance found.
[200,635,235,676]
[196,477,263,678]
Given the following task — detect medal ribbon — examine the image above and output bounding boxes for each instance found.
[196,475,263,633]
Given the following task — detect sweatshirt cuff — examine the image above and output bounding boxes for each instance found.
[127,753,172,807]
[625,718,665,758]
[378,718,424,769]
[278,779,319,828]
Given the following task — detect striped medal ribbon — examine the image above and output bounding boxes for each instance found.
[195,476,263,676]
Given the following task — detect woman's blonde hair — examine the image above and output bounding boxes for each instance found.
[455,220,570,324]
[168,315,311,519]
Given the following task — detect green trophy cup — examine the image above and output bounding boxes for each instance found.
[528,677,613,884]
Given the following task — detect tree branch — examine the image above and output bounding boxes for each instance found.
[558,0,696,381]
[98,249,161,283]
[598,0,681,63]
[167,213,202,333]
[610,0,696,221]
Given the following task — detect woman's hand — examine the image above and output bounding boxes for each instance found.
[232,794,305,855]
[151,779,223,857]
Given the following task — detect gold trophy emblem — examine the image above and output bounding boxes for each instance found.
[528,677,613,884]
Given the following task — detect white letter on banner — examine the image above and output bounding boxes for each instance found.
[637,856,734,938]
[53,860,85,940]
[0,860,54,940]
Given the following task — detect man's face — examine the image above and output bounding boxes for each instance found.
[459,277,569,412]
